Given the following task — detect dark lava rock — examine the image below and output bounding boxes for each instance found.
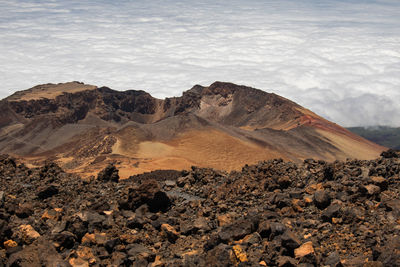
[321,204,341,222]
[15,203,33,219]
[0,191,4,207]
[0,219,12,244]
[277,256,297,267]
[97,164,119,182]
[126,216,145,229]
[373,236,400,266]
[323,165,335,180]
[281,230,301,251]
[1,154,400,266]
[380,149,399,158]
[37,185,59,199]
[324,251,343,267]
[313,190,331,209]
[7,238,69,267]
[205,244,232,267]
[218,216,258,243]
[53,231,76,250]
[121,179,171,212]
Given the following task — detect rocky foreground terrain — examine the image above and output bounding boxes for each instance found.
[1,150,400,266]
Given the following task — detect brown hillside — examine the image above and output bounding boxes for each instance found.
[0,81,385,178]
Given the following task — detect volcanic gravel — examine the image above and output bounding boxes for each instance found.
[1,151,400,266]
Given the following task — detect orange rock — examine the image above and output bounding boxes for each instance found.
[295,241,315,258]
[81,233,95,244]
[149,256,164,267]
[332,217,342,224]
[181,250,199,257]
[304,195,313,205]
[161,224,179,242]
[217,213,234,227]
[69,257,89,267]
[239,233,262,245]
[232,245,248,263]
[18,224,40,244]
[81,232,107,245]
[3,239,17,249]
[103,210,113,216]
[41,208,62,220]
[77,246,96,264]
[93,233,108,245]
[292,199,304,212]
[120,233,138,244]
[303,233,312,239]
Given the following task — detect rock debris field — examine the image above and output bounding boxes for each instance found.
[1,150,400,266]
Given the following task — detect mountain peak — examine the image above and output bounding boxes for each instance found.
[6,81,97,101]
[0,82,385,178]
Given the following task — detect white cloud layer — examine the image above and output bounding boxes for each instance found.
[1,0,399,126]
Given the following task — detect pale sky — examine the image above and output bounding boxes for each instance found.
[1,0,399,126]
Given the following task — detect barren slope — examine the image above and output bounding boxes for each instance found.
[0,81,385,177]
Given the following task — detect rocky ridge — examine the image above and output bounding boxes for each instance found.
[0,81,384,177]
[1,150,400,266]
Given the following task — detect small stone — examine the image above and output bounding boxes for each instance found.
[217,213,234,227]
[42,208,63,221]
[81,233,95,244]
[81,232,107,245]
[149,255,164,267]
[314,190,331,209]
[371,176,388,190]
[3,239,17,249]
[17,224,40,244]
[258,221,271,238]
[53,231,76,249]
[380,149,399,158]
[193,217,211,232]
[281,230,301,250]
[161,224,179,243]
[277,256,297,267]
[37,185,59,199]
[218,216,258,242]
[362,184,381,196]
[295,241,315,258]
[321,204,341,222]
[292,199,304,212]
[304,195,313,205]
[76,246,96,264]
[126,243,153,261]
[69,257,89,267]
[363,262,383,267]
[15,203,33,218]
[241,232,262,245]
[324,251,342,267]
[278,176,291,189]
[0,191,4,207]
[232,245,248,263]
[164,180,176,187]
[94,233,108,245]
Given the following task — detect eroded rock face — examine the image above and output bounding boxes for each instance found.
[0,152,400,266]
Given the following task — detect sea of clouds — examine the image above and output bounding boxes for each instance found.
[1,0,399,127]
